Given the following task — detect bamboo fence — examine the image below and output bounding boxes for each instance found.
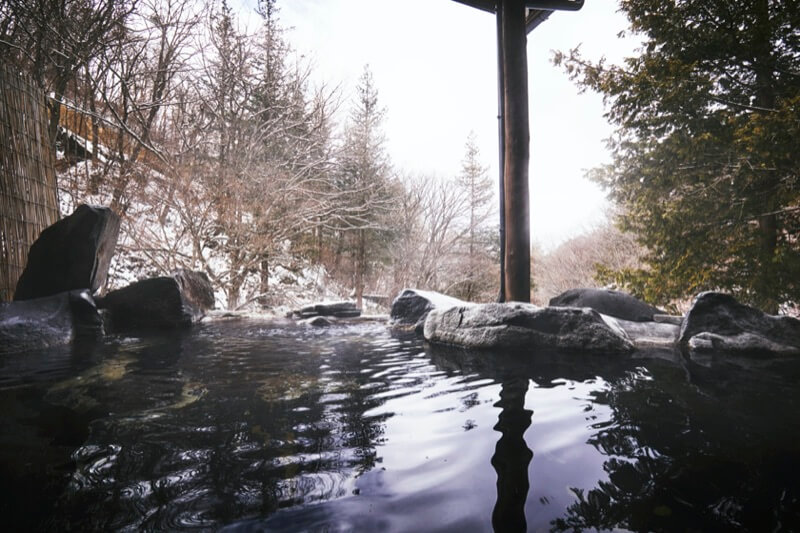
[0,64,60,301]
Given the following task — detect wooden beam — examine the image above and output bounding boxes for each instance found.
[527,0,583,10]
[499,0,530,303]
[525,9,552,33]
[451,0,496,13]
[452,0,584,12]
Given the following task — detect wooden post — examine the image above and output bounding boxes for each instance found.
[496,1,506,303]
[499,0,531,302]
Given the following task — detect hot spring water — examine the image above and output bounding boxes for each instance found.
[1,320,798,531]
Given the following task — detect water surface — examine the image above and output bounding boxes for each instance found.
[1,319,799,531]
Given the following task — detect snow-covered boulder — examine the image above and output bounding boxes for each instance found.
[390,289,468,333]
[549,288,664,322]
[14,204,120,301]
[679,292,800,357]
[424,302,635,354]
[98,275,208,332]
[0,290,102,354]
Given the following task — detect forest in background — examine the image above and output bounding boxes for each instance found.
[557,0,800,314]
[2,0,512,310]
[2,0,797,314]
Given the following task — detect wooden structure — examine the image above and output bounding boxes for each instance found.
[453,0,584,303]
[0,64,60,301]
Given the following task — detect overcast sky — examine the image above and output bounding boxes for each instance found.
[238,0,638,249]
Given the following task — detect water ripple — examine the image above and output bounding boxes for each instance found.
[7,318,797,531]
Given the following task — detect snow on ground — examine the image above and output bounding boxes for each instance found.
[56,159,365,314]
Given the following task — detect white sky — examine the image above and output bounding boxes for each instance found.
[237,0,638,249]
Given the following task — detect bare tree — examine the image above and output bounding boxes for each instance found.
[53,0,342,309]
[96,0,201,213]
[532,221,646,305]
[141,0,341,309]
[0,0,136,144]
[384,174,468,296]
[43,0,506,311]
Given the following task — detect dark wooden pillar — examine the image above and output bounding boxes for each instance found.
[496,1,506,303]
[498,0,531,302]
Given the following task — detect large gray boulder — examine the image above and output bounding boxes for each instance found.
[0,290,102,354]
[424,302,634,354]
[98,273,212,332]
[172,269,215,312]
[14,204,120,300]
[390,289,467,333]
[679,292,800,357]
[549,288,664,322]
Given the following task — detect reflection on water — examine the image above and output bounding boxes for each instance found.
[0,320,799,531]
[491,378,532,532]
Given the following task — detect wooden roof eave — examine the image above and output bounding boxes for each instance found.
[451,0,584,11]
[451,0,495,13]
[451,0,583,33]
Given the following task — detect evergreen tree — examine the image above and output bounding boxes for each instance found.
[338,65,394,308]
[248,0,335,302]
[557,0,800,312]
[455,132,495,301]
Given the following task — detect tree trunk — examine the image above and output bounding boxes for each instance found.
[47,77,69,150]
[757,213,779,313]
[227,245,243,310]
[226,285,239,311]
[355,229,365,308]
[259,255,269,307]
[499,0,531,303]
[87,66,102,194]
[753,0,779,314]
[468,211,476,301]
[316,223,323,262]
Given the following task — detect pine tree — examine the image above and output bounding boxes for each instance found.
[456,132,495,301]
[558,0,800,312]
[338,66,394,308]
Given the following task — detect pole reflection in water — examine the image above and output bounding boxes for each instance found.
[491,377,533,532]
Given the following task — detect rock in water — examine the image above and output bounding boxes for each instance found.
[14,204,120,300]
[99,275,208,332]
[293,301,360,319]
[172,269,215,313]
[424,302,634,354]
[549,288,664,322]
[390,289,467,333]
[0,290,102,354]
[300,316,333,327]
[679,292,800,357]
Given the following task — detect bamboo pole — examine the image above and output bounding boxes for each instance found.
[0,64,59,301]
